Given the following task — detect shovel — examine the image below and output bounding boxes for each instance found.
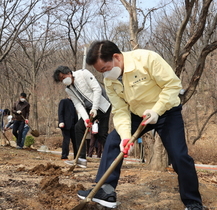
[21,115,39,137]
[1,130,11,146]
[68,115,93,171]
[71,114,150,210]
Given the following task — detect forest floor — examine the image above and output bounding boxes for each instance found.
[0,138,217,210]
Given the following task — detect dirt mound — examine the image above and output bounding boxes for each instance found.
[27,162,102,209]
[38,176,85,209]
[0,146,217,210]
[29,163,63,176]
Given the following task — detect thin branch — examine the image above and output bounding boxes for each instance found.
[192,110,217,144]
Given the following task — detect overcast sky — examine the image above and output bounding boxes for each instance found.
[138,0,163,9]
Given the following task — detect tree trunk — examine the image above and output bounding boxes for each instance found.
[143,132,168,171]
[149,134,168,171]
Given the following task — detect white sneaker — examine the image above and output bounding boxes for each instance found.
[64,158,87,168]
[77,158,87,168]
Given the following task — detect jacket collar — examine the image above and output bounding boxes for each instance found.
[122,51,136,73]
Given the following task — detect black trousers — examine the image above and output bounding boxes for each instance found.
[88,133,103,158]
[12,120,25,147]
[61,128,77,159]
[95,105,202,206]
[75,106,111,159]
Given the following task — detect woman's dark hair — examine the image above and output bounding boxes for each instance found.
[53,66,72,82]
[3,109,10,115]
[86,40,121,65]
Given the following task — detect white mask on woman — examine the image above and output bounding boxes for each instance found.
[62,77,72,86]
[20,98,25,102]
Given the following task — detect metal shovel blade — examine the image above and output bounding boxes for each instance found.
[31,129,40,137]
[71,115,150,210]
[21,114,39,137]
[68,163,76,171]
[71,199,88,210]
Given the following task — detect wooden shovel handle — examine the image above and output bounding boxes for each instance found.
[73,115,94,165]
[85,114,150,201]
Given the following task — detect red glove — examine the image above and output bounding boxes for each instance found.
[120,139,134,158]
[84,119,92,128]
[25,119,29,124]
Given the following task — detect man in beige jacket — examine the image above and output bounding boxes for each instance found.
[77,40,203,210]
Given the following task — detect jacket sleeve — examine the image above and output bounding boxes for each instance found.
[25,103,30,119]
[104,80,131,140]
[144,52,181,115]
[82,69,102,111]
[65,87,89,121]
[58,100,64,123]
[12,103,17,115]
[5,121,13,129]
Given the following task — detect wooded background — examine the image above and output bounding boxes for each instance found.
[0,0,216,147]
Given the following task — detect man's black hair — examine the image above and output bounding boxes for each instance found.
[53,66,72,82]
[20,92,27,98]
[86,40,121,65]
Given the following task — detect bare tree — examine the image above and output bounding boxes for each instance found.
[5,11,57,131]
[0,0,41,107]
[119,0,165,49]
[0,60,18,108]
[51,0,96,71]
[174,0,217,105]
[0,0,59,109]
[0,0,42,62]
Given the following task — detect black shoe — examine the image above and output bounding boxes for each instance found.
[185,202,203,210]
[77,188,117,208]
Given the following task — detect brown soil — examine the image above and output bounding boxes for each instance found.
[0,142,217,210]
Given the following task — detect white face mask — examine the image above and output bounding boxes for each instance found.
[20,98,25,102]
[103,60,122,80]
[62,77,72,86]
